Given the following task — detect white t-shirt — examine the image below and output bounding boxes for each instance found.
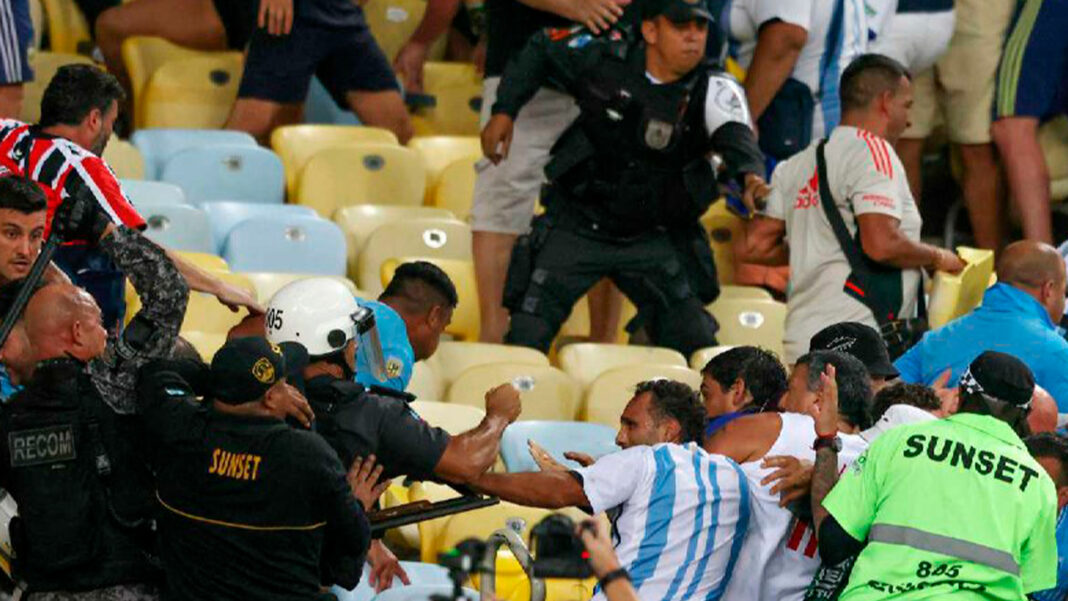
[574,443,749,601]
[728,0,868,139]
[763,125,923,363]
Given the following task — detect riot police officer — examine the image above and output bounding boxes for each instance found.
[481,0,767,356]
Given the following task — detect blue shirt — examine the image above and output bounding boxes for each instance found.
[0,366,16,402]
[1034,507,1068,601]
[354,300,414,392]
[895,283,1068,410]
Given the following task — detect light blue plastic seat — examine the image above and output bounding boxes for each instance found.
[304,76,360,126]
[131,129,257,179]
[222,215,346,275]
[332,562,454,601]
[339,584,477,601]
[500,421,619,473]
[201,202,317,253]
[120,179,188,206]
[160,144,285,205]
[141,203,214,253]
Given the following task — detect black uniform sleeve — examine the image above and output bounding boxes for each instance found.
[711,121,766,184]
[135,359,209,448]
[376,396,451,480]
[311,436,372,589]
[491,26,593,118]
[816,514,865,565]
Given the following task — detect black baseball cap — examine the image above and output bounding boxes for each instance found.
[810,322,899,379]
[959,351,1035,408]
[644,0,712,23]
[210,337,309,405]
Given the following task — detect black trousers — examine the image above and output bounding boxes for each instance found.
[504,215,718,357]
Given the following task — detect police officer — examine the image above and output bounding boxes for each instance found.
[480,0,767,356]
[810,351,1059,600]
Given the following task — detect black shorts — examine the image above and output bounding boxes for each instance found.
[212,0,257,50]
[238,19,399,107]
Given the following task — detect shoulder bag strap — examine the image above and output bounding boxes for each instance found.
[815,140,871,280]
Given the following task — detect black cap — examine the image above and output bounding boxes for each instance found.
[644,0,712,23]
[959,351,1035,408]
[810,322,899,379]
[210,337,309,405]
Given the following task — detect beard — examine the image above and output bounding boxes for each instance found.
[89,130,110,156]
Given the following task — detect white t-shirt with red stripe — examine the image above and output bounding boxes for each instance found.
[762,126,922,363]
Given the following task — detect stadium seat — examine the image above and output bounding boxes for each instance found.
[174,251,229,273]
[446,363,581,421]
[500,421,618,473]
[701,202,744,285]
[223,216,347,275]
[29,0,43,50]
[408,136,481,200]
[131,129,257,179]
[1041,115,1068,203]
[270,124,399,196]
[582,364,703,426]
[557,343,688,391]
[20,52,94,123]
[928,246,996,329]
[689,345,736,370]
[333,562,454,601]
[432,156,477,222]
[241,272,361,304]
[304,77,359,126]
[295,144,427,216]
[102,138,146,180]
[719,285,774,300]
[200,202,317,252]
[141,54,244,129]
[408,360,445,401]
[362,0,446,71]
[126,270,255,332]
[706,297,786,359]
[334,205,454,275]
[141,203,214,253]
[356,217,471,294]
[42,0,90,54]
[160,145,285,205]
[411,400,485,435]
[380,257,479,340]
[411,62,482,136]
[120,179,188,206]
[428,341,548,387]
[371,585,477,601]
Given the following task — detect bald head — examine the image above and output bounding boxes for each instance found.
[22,283,108,365]
[996,241,1067,324]
[1029,386,1059,434]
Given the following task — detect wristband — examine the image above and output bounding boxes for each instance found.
[598,568,630,589]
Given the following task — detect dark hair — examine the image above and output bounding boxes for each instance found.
[1026,432,1068,487]
[796,350,874,430]
[871,382,941,421]
[0,176,46,214]
[701,346,787,412]
[634,379,707,444]
[840,53,910,114]
[39,64,125,128]
[380,260,458,313]
[171,337,205,364]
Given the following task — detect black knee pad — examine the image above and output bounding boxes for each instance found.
[505,313,557,353]
[649,299,718,357]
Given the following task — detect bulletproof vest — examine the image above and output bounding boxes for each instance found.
[0,359,156,591]
[545,41,717,235]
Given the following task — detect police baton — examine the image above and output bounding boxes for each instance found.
[0,234,60,350]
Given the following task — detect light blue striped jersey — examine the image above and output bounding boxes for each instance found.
[574,442,750,601]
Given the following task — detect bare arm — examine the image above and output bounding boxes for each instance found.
[471,470,590,508]
[393,0,461,91]
[433,383,522,483]
[857,214,964,273]
[739,215,789,266]
[164,248,265,313]
[810,364,837,533]
[514,0,628,33]
[744,21,807,121]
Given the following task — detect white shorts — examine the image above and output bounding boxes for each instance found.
[871,10,956,74]
[470,76,579,235]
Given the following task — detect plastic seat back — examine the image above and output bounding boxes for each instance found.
[42,0,90,54]
[222,216,346,275]
[411,63,482,136]
[500,421,618,473]
[120,179,188,206]
[141,203,214,253]
[432,156,478,222]
[201,202,317,252]
[927,247,996,329]
[429,341,548,387]
[295,144,427,217]
[705,297,786,359]
[241,272,361,304]
[270,124,399,196]
[408,360,445,401]
[102,137,146,180]
[558,343,687,391]
[142,54,244,129]
[131,129,256,179]
[689,345,737,370]
[446,363,581,421]
[408,136,481,200]
[357,218,471,293]
[161,144,284,205]
[334,205,454,275]
[582,364,702,426]
[700,202,743,285]
[411,400,485,435]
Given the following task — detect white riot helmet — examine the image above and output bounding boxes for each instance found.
[265,278,362,356]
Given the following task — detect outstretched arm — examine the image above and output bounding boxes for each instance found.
[471,470,590,509]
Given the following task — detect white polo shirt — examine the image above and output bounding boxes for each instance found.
[762,126,923,363]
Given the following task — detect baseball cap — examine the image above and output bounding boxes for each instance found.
[859,404,937,444]
[644,0,712,23]
[959,351,1035,409]
[210,337,309,405]
[810,322,899,379]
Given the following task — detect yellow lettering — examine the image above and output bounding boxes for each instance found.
[228,455,242,479]
[242,456,252,480]
[209,449,221,474]
[250,456,262,481]
[208,450,264,482]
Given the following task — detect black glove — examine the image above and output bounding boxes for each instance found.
[51,187,112,244]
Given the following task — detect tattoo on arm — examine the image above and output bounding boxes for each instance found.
[811,447,838,533]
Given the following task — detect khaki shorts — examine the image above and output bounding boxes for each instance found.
[470,77,579,235]
[904,0,1016,143]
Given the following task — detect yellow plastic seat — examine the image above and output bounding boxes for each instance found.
[411,62,482,136]
[334,205,455,275]
[689,345,737,370]
[445,363,581,421]
[270,124,399,197]
[582,364,702,426]
[295,144,427,217]
[410,400,485,435]
[927,247,996,329]
[125,271,255,336]
[362,0,447,70]
[174,251,229,273]
[101,137,145,180]
[701,202,744,286]
[408,136,481,200]
[1039,115,1068,203]
[29,0,44,50]
[141,54,243,129]
[240,272,362,304]
[356,217,471,293]
[718,285,773,300]
[409,360,445,400]
[20,51,94,123]
[557,343,687,391]
[428,341,549,387]
[706,297,786,359]
[381,257,479,340]
[182,330,227,361]
[42,0,90,54]
[432,156,478,222]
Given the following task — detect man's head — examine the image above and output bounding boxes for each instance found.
[380,261,457,361]
[995,241,1066,324]
[957,351,1036,438]
[782,350,873,432]
[616,379,706,449]
[210,337,309,408]
[641,0,710,81]
[1029,386,1058,434]
[700,346,787,417]
[839,53,912,143]
[1026,432,1068,511]
[39,64,125,156]
[810,322,898,393]
[265,278,363,379]
[0,176,47,283]
[870,382,942,421]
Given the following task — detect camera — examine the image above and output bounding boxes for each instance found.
[530,514,593,579]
